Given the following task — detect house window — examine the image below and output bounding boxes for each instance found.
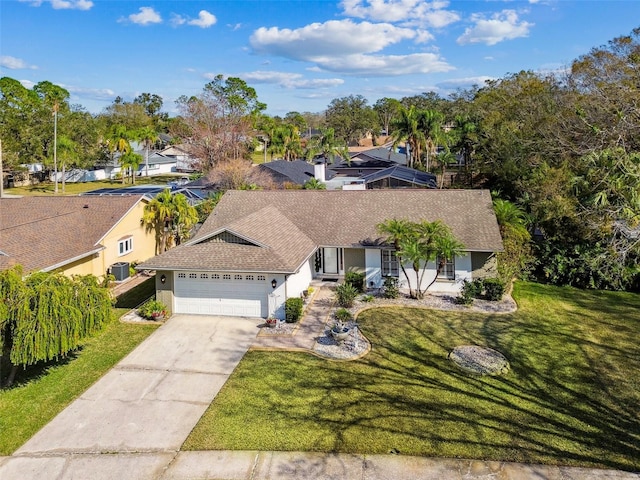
[189,273,197,279]
[381,249,399,277]
[212,274,220,279]
[257,275,266,281]
[246,275,254,281]
[200,274,208,279]
[118,237,133,256]
[178,273,186,278]
[223,274,231,280]
[234,274,243,280]
[437,256,455,280]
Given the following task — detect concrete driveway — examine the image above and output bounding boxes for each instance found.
[2,315,260,479]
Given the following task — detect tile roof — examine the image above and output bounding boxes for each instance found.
[0,195,145,274]
[141,189,503,273]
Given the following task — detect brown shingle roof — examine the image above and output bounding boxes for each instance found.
[0,196,145,274]
[141,189,502,273]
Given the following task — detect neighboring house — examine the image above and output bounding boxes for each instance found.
[0,196,156,280]
[254,160,336,187]
[360,165,436,189]
[348,146,408,167]
[135,151,178,177]
[138,190,502,319]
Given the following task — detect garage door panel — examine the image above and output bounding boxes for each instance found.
[174,273,267,317]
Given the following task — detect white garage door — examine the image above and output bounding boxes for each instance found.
[174,272,269,317]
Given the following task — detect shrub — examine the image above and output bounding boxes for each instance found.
[285,297,304,323]
[335,282,358,308]
[483,277,506,301]
[382,276,399,299]
[334,308,353,322]
[138,298,167,320]
[455,280,476,305]
[344,271,365,293]
[361,294,375,303]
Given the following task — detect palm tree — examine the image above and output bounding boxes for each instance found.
[305,128,348,164]
[120,150,143,184]
[378,219,465,298]
[142,189,199,254]
[453,115,478,186]
[269,124,302,161]
[493,198,530,241]
[136,126,159,178]
[108,126,132,184]
[55,135,78,193]
[390,106,425,169]
[376,218,413,291]
[418,109,445,172]
[303,177,326,190]
[423,226,465,292]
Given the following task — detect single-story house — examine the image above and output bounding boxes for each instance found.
[360,165,437,189]
[254,160,336,187]
[0,195,156,280]
[138,189,502,319]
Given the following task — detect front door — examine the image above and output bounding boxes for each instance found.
[323,248,339,274]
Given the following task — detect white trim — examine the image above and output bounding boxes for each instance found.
[118,237,133,256]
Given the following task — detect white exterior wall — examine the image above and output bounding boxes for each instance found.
[363,249,473,294]
[268,274,287,319]
[286,259,314,299]
[401,252,472,294]
[271,258,314,320]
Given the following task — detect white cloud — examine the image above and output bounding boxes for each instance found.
[250,19,415,59]
[436,76,493,90]
[340,0,460,28]
[64,84,117,101]
[250,19,453,77]
[316,52,454,76]
[170,14,186,27]
[414,29,435,44]
[227,23,243,31]
[171,10,217,28]
[20,0,93,10]
[51,0,92,10]
[457,10,533,46]
[240,71,344,89]
[121,7,162,26]
[188,10,217,28]
[0,56,38,70]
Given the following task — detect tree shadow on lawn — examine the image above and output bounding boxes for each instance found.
[255,296,640,472]
[348,304,640,471]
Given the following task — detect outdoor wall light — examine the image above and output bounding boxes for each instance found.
[160,274,167,284]
[271,279,277,289]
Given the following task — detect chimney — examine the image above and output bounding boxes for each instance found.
[314,162,326,183]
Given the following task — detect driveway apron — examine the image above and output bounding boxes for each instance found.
[5,315,260,479]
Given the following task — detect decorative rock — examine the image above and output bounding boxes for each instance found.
[449,345,510,376]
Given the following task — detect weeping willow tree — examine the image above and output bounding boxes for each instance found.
[0,266,113,387]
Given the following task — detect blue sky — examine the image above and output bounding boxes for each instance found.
[1,0,638,116]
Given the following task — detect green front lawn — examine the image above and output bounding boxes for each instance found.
[184,282,640,471]
[0,314,159,455]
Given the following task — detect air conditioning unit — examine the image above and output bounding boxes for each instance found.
[111,262,130,282]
